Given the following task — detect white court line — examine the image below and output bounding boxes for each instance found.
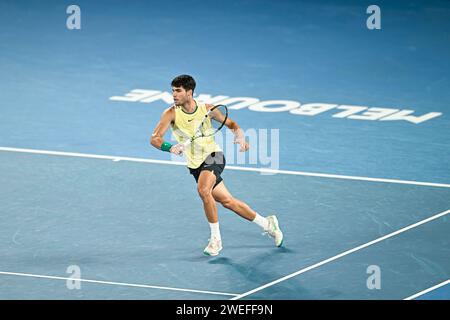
[404,279,450,300]
[231,209,450,300]
[0,271,239,297]
[1,147,449,188]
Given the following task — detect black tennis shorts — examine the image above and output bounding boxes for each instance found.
[188,152,226,189]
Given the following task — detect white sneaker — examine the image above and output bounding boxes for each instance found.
[265,215,284,247]
[203,237,223,256]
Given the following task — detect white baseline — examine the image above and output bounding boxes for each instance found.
[0,147,449,188]
[0,271,239,297]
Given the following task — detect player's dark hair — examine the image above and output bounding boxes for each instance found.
[171,74,196,93]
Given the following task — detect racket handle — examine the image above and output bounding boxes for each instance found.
[182,139,192,148]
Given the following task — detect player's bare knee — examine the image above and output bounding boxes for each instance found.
[197,185,212,199]
[221,197,236,210]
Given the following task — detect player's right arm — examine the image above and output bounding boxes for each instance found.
[150,106,174,150]
[150,107,184,155]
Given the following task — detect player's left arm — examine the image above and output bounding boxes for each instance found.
[206,104,249,152]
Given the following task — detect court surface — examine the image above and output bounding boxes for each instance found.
[0,0,449,300]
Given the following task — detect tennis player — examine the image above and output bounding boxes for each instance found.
[150,75,283,256]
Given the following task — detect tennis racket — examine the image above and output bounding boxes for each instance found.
[182,104,228,147]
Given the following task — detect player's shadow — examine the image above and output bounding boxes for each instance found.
[205,247,307,298]
[207,246,294,280]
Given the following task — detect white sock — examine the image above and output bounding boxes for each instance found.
[252,213,269,230]
[209,222,221,240]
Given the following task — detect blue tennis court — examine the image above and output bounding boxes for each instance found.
[0,0,449,300]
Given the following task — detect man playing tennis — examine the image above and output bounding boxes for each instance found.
[150,75,283,256]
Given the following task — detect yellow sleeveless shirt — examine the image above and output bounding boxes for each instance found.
[171,100,222,169]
